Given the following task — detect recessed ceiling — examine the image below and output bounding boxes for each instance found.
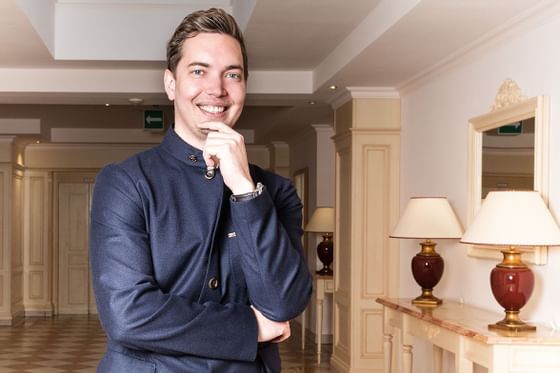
[0,0,554,142]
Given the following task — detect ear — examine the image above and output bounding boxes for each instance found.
[163,69,176,101]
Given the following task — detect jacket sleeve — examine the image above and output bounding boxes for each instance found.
[89,164,258,361]
[230,178,313,321]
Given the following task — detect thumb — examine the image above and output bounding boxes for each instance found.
[202,150,218,168]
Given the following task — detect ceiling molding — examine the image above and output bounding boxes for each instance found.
[328,87,400,110]
[398,0,560,94]
[0,119,41,134]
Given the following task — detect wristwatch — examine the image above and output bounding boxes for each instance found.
[230,182,264,202]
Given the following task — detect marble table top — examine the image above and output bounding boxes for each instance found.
[376,297,560,345]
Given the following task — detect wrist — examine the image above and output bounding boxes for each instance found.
[230,180,256,195]
[230,182,264,202]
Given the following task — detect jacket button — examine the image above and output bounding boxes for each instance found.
[205,167,215,180]
[208,277,220,289]
[188,154,197,162]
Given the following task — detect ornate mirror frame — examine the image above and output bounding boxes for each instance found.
[467,79,550,265]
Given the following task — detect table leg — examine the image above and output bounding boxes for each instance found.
[455,354,474,373]
[403,344,413,373]
[301,308,306,350]
[316,298,324,364]
[433,345,443,373]
[384,333,393,373]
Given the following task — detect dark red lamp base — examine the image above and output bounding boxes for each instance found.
[489,248,535,332]
[316,234,333,275]
[411,240,444,307]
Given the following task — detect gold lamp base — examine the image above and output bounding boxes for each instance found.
[488,310,536,332]
[412,288,442,307]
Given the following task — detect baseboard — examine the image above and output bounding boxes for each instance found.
[25,309,54,317]
[0,309,25,326]
[24,302,54,317]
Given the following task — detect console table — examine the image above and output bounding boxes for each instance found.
[376,297,560,373]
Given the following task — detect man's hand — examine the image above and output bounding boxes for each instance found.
[201,121,255,194]
[251,306,291,343]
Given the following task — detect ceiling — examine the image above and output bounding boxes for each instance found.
[0,0,554,144]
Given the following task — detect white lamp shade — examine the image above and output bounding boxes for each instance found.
[390,197,463,239]
[461,191,560,247]
[305,207,334,233]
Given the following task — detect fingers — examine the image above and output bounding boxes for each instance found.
[251,306,291,343]
[201,122,244,168]
[199,121,236,134]
[201,122,254,194]
[270,322,291,343]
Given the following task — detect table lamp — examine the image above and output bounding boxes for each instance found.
[390,197,463,306]
[461,190,560,332]
[305,207,335,275]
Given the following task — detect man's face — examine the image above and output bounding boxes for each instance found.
[164,32,247,149]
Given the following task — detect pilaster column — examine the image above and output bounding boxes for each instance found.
[0,136,25,325]
[270,141,290,178]
[23,169,53,316]
[329,88,401,372]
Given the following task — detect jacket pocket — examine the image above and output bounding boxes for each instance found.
[98,349,156,373]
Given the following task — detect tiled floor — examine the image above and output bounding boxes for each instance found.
[0,315,332,372]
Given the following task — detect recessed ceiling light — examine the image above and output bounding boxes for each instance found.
[105,103,110,107]
[128,97,144,105]
[329,85,338,91]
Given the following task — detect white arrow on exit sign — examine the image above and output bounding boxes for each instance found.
[144,110,164,131]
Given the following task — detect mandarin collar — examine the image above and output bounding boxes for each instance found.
[161,126,207,169]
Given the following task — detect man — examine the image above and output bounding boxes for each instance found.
[89,7,312,373]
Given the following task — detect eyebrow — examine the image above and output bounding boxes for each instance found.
[187,62,244,73]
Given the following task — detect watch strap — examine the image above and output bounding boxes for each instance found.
[230,182,264,202]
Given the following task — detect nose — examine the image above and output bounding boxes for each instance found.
[205,74,226,97]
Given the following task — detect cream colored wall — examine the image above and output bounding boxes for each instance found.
[288,124,336,342]
[289,125,318,260]
[401,10,560,373]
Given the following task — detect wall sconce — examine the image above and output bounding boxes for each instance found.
[305,207,335,275]
[461,191,560,332]
[390,197,463,306]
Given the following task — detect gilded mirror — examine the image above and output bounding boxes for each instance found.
[467,79,550,264]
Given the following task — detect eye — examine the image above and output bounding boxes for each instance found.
[225,72,242,80]
[191,69,204,77]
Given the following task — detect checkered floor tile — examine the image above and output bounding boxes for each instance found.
[0,315,331,372]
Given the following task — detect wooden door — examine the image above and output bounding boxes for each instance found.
[56,173,97,314]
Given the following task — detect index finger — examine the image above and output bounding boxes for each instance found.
[199,121,236,134]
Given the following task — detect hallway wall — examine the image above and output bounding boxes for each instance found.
[400,8,560,373]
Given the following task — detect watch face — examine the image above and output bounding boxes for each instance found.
[255,182,264,194]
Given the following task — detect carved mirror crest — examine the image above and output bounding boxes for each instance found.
[467,79,550,265]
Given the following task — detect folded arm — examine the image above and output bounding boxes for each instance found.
[230,178,313,322]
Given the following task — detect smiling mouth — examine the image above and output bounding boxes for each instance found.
[199,105,227,114]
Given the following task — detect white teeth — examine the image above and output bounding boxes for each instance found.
[200,105,225,113]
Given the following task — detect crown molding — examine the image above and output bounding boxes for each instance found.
[328,87,400,110]
[398,0,560,94]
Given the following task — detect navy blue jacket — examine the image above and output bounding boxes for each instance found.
[89,128,312,372]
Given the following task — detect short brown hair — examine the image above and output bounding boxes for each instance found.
[166,8,248,80]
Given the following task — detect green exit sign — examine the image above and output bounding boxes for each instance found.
[144,110,164,131]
